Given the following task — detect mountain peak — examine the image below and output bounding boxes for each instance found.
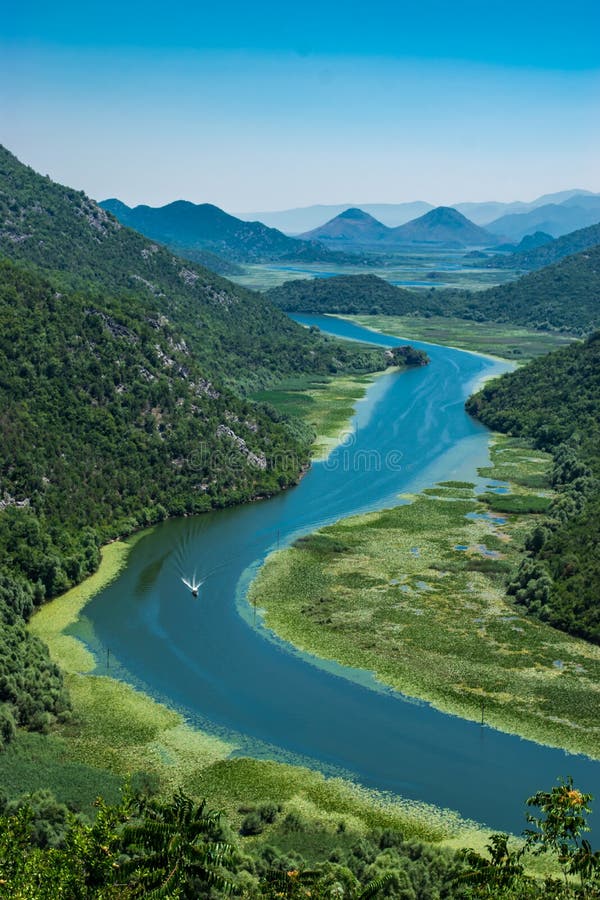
[390,206,495,246]
[422,206,472,224]
[337,207,376,221]
[300,207,389,242]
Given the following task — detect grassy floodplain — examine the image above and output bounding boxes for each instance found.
[19,546,487,847]
[15,376,495,852]
[229,254,522,293]
[251,371,381,458]
[345,314,576,360]
[250,436,600,758]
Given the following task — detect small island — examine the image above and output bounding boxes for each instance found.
[387,344,430,367]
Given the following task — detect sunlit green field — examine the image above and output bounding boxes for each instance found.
[251,371,379,458]
[345,315,576,360]
[18,510,486,847]
[229,252,522,293]
[250,437,600,758]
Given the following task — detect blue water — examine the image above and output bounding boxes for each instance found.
[78,316,600,836]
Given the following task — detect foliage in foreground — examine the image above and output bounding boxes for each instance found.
[0,779,599,898]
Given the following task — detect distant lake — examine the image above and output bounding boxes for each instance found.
[76,316,600,835]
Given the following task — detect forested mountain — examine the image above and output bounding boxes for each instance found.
[453,243,600,333]
[269,243,600,334]
[467,333,600,643]
[0,146,381,392]
[300,207,391,243]
[487,198,600,240]
[485,222,600,271]
[388,206,496,246]
[267,274,417,314]
[0,146,387,744]
[99,197,360,264]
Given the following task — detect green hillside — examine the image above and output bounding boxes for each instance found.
[269,244,600,335]
[0,146,382,393]
[458,243,600,332]
[0,147,386,747]
[485,222,600,271]
[100,197,364,265]
[267,274,418,315]
[467,333,600,642]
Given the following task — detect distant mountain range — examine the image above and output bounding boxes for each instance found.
[486,196,600,240]
[301,208,393,243]
[100,191,600,263]
[99,199,364,266]
[484,222,600,271]
[238,190,600,236]
[300,205,496,248]
[237,202,434,233]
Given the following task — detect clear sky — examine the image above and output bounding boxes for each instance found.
[2,0,599,211]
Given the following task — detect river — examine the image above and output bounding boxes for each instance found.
[75,315,600,834]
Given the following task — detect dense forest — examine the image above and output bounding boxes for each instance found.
[267,275,419,316]
[0,146,383,393]
[1,778,599,898]
[268,244,600,335]
[0,148,389,749]
[467,333,600,642]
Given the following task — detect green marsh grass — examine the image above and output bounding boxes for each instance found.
[26,525,489,849]
[252,372,377,458]
[346,315,575,361]
[250,436,600,758]
[24,434,586,855]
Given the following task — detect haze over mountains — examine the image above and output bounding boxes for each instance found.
[485,196,600,240]
[99,199,364,266]
[238,190,600,237]
[302,206,497,248]
[484,222,600,271]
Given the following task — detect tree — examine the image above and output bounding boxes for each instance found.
[118,790,234,898]
[525,776,599,891]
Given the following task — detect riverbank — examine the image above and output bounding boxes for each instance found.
[19,539,494,850]
[343,314,575,361]
[250,435,600,759]
[14,366,497,850]
[251,370,384,459]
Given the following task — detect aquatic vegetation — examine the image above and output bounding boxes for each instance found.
[345,314,574,360]
[252,371,378,458]
[193,757,475,844]
[250,436,600,758]
[30,540,136,674]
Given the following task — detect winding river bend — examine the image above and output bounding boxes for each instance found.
[77,316,600,834]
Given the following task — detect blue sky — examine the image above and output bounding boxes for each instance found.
[2,1,599,209]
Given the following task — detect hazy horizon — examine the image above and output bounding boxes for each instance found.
[101,191,599,217]
[2,1,599,209]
